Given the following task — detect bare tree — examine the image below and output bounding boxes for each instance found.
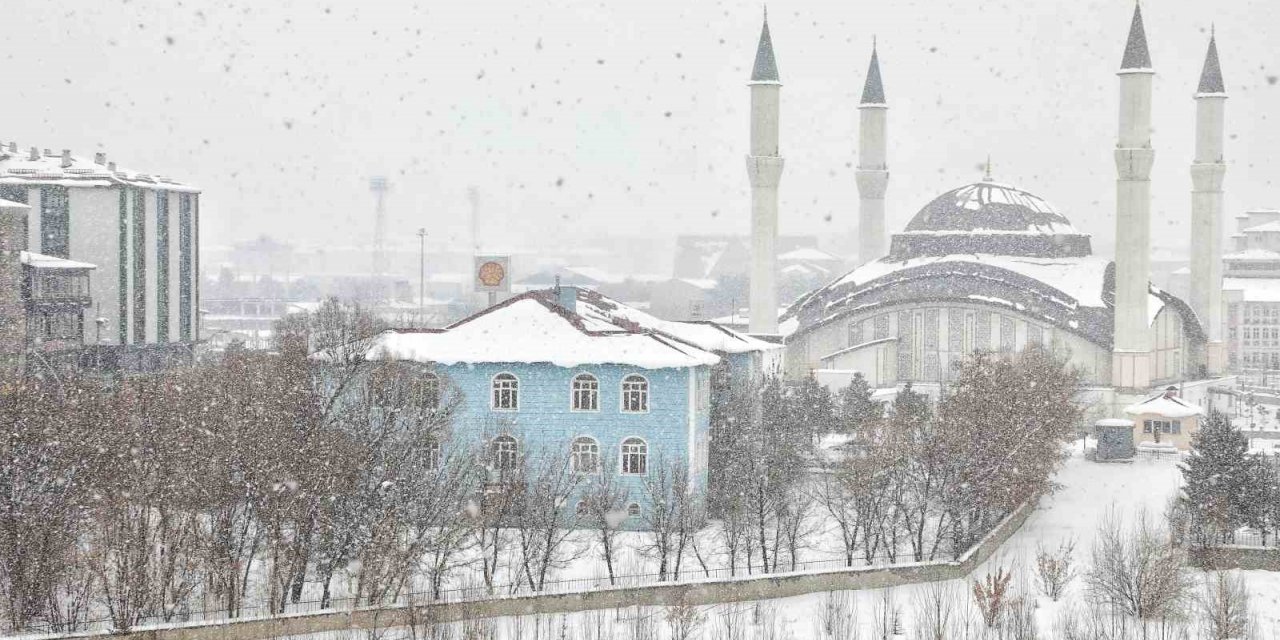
[1087,511,1192,620]
[512,446,587,591]
[1034,537,1078,602]
[1197,572,1254,640]
[581,458,630,585]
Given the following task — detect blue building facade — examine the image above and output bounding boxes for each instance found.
[350,287,777,526]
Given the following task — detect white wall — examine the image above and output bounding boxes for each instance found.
[69,188,124,345]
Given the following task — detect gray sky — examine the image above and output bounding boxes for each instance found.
[8,0,1279,259]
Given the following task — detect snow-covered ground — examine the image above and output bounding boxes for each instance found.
[312,444,1280,639]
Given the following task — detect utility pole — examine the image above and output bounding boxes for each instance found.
[417,227,427,327]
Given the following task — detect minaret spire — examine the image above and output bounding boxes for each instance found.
[751,8,780,83]
[746,12,784,333]
[1190,30,1229,374]
[1197,30,1224,94]
[860,42,885,105]
[1112,1,1156,391]
[1120,2,1152,69]
[856,41,889,265]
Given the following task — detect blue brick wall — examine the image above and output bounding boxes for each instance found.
[431,361,712,525]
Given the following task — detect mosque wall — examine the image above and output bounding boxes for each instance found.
[785,301,1116,388]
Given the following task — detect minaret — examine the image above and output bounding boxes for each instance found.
[747,11,784,334]
[1190,30,1227,374]
[856,41,889,265]
[1112,3,1155,390]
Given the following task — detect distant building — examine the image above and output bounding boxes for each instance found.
[346,286,778,525]
[1223,209,1280,373]
[0,144,200,371]
[0,198,97,374]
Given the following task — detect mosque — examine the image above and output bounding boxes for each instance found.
[745,6,1235,411]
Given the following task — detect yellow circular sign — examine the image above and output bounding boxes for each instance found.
[478,261,506,287]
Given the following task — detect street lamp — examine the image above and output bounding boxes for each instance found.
[417,228,427,327]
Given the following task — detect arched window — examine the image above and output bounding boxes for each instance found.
[620,437,647,475]
[490,435,519,470]
[571,437,601,474]
[575,500,591,516]
[571,373,599,411]
[419,372,440,410]
[626,503,641,517]
[492,373,519,410]
[621,375,649,413]
[424,440,441,471]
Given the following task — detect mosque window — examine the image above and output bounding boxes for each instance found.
[848,321,864,346]
[1000,317,1016,352]
[490,435,519,470]
[873,314,890,340]
[492,373,519,410]
[572,373,599,411]
[1028,325,1043,346]
[620,438,648,475]
[621,375,649,412]
[571,437,601,474]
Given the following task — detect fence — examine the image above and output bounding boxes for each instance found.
[9,499,1040,640]
[8,548,924,637]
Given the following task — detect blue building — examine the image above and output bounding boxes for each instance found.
[357,286,778,523]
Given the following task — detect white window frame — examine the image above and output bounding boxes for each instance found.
[420,371,441,410]
[570,373,600,412]
[620,436,648,476]
[491,372,519,411]
[620,374,650,413]
[490,435,519,470]
[570,436,601,474]
[424,439,441,471]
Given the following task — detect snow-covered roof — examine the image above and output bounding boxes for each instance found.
[890,182,1091,260]
[779,247,842,262]
[1223,277,1280,302]
[19,251,96,270]
[1225,249,1280,260]
[1243,221,1280,233]
[357,290,721,369]
[1124,393,1205,419]
[829,254,1112,307]
[1095,418,1135,427]
[0,144,198,192]
[573,288,779,355]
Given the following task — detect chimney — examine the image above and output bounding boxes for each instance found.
[94,152,106,165]
[43,149,52,157]
[1162,385,1178,399]
[107,162,117,172]
[6,142,14,153]
[28,147,38,161]
[61,149,72,168]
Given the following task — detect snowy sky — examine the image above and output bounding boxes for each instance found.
[7,0,1279,259]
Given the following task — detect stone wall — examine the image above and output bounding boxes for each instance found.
[43,498,1039,640]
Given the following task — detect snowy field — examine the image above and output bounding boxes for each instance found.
[286,445,1280,639]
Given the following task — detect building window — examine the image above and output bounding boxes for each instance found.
[571,437,601,474]
[873,314,890,340]
[424,440,441,471]
[156,192,170,342]
[848,320,864,346]
[572,373,599,411]
[492,373,519,410]
[179,193,193,341]
[132,189,146,343]
[621,375,649,412]
[371,365,441,409]
[621,437,648,475]
[490,435,519,470]
[1000,316,1016,352]
[576,500,591,516]
[627,503,641,517]
[40,185,70,258]
[1142,420,1182,435]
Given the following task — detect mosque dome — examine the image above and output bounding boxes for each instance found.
[889,182,1093,260]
